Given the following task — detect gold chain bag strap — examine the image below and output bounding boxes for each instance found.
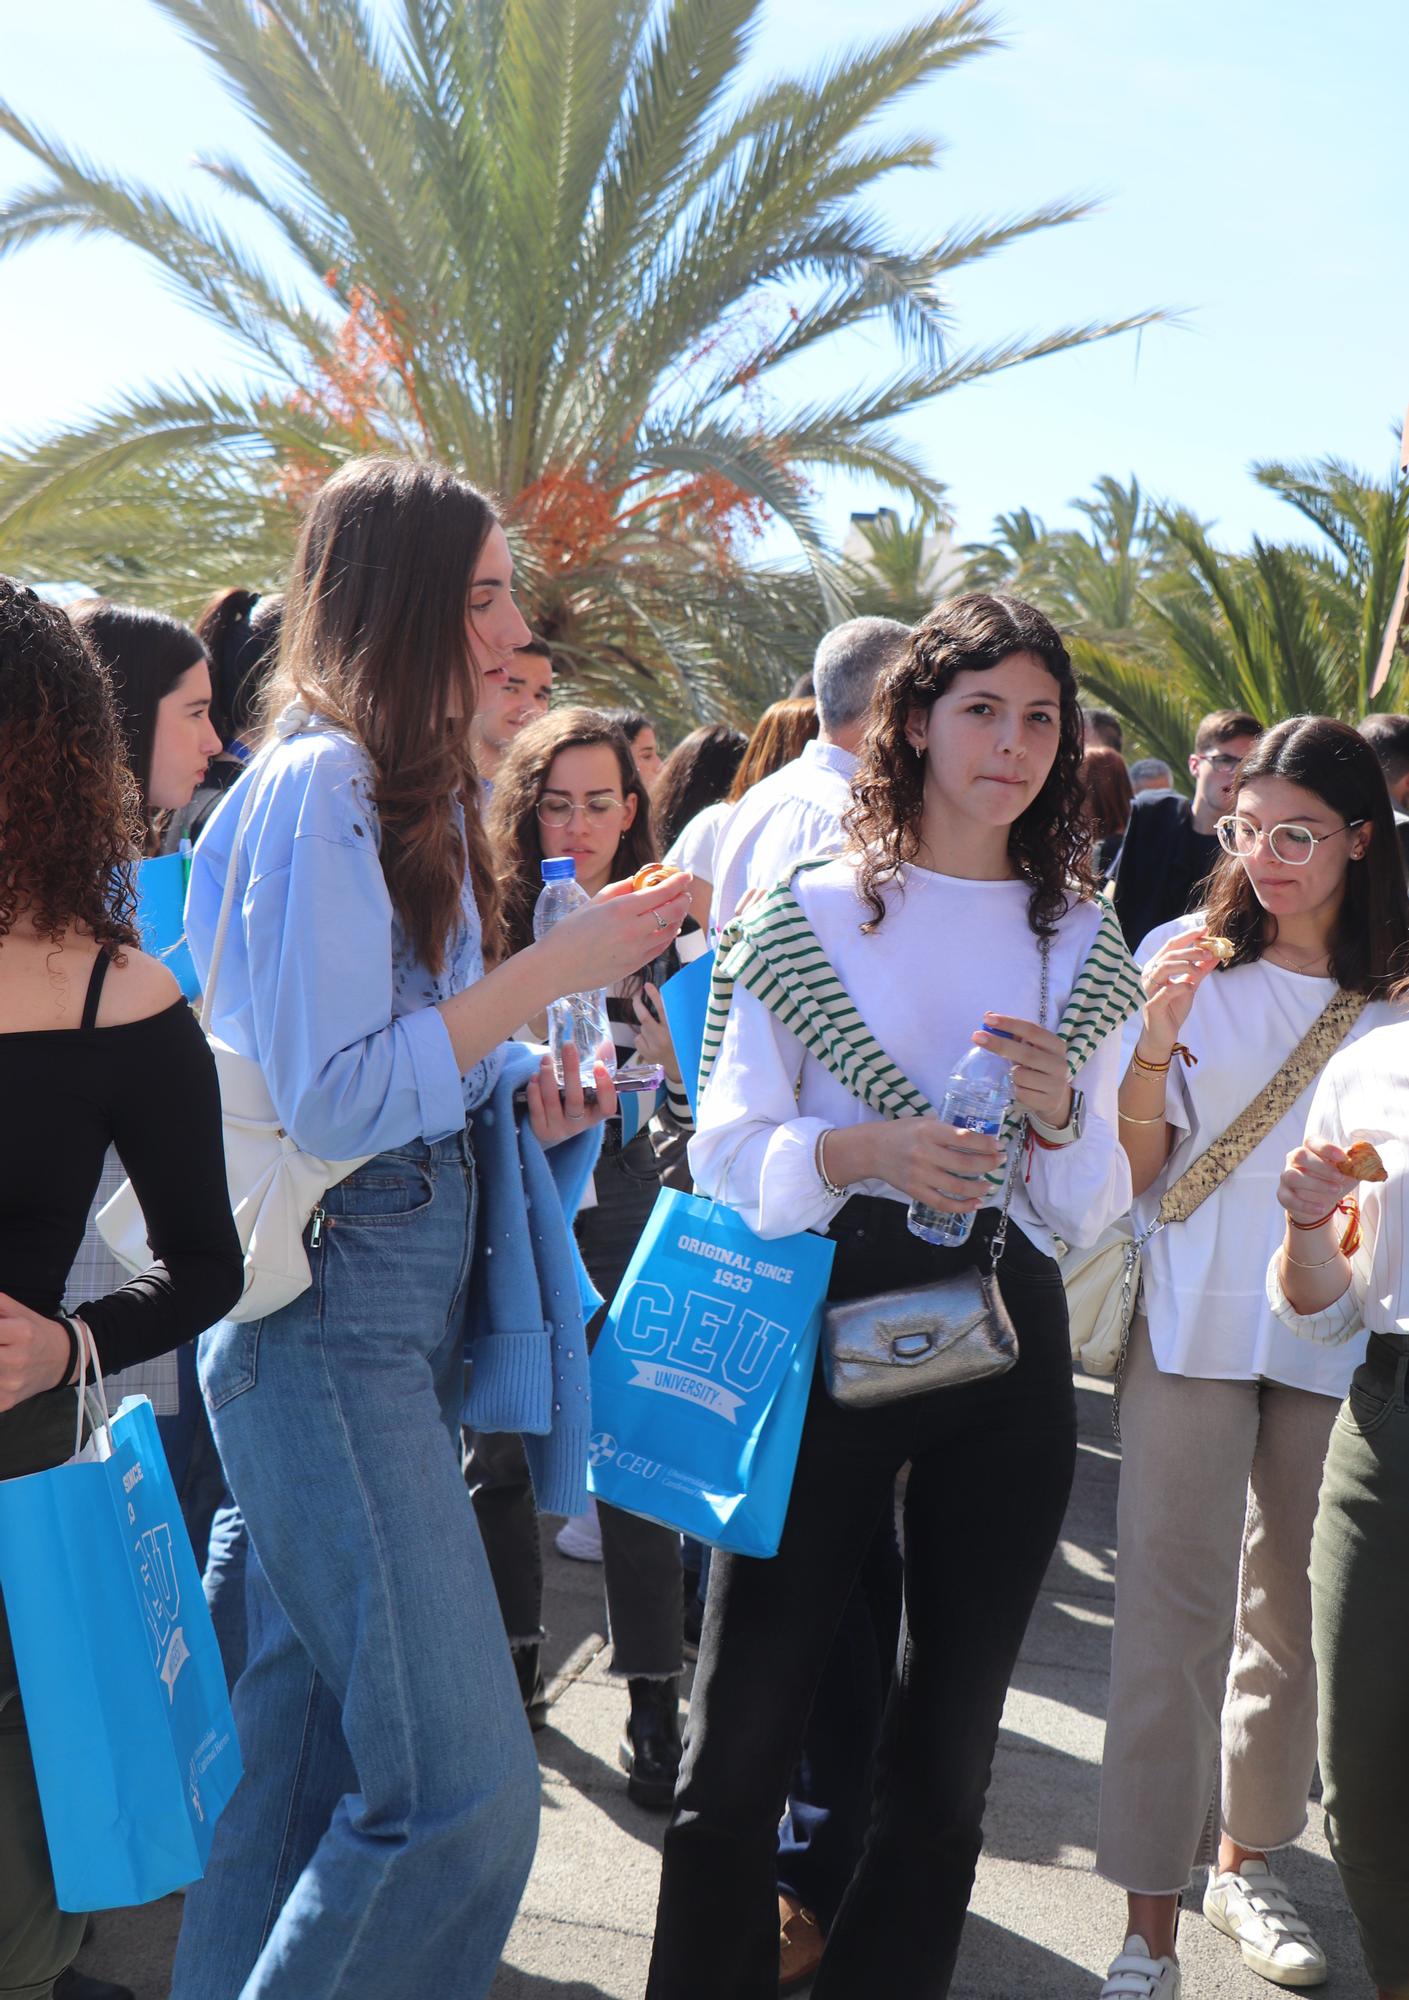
[1104,984,1367,1431]
[817,939,1048,1409]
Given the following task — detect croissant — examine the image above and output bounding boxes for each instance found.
[1340,1141,1388,1185]
[632,863,682,892]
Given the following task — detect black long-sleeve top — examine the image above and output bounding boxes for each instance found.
[1,992,242,1376]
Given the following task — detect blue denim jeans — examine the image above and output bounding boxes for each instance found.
[172,1133,539,2000]
[203,1495,249,1686]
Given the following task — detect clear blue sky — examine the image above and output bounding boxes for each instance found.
[2,0,1405,557]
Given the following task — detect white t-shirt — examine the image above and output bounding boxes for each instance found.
[690,858,1132,1255]
[665,800,733,886]
[1134,914,1399,1394]
[1267,1019,1409,1345]
[708,741,858,937]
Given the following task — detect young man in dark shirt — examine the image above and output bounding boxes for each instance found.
[1112,708,1262,949]
[1357,712,1409,874]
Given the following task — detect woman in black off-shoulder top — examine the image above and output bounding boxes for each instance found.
[0,579,240,2000]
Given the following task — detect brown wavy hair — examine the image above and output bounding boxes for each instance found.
[727,697,819,801]
[262,457,500,972]
[489,708,656,961]
[1081,744,1134,843]
[1200,715,1409,997]
[0,579,142,949]
[847,593,1093,936]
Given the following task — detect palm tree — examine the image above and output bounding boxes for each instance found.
[0,0,1161,725]
[961,474,1180,652]
[839,504,958,623]
[1072,466,1409,768]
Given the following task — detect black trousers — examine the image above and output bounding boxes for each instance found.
[646,1197,1077,1999]
[465,1134,684,1676]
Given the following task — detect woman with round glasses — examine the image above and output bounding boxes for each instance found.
[1094,717,1409,2000]
[468,709,698,1804]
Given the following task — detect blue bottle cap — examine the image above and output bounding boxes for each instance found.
[540,857,576,881]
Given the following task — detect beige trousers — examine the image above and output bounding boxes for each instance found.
[1096,1318,1338,1894]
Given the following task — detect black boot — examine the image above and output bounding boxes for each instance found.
[513,1642,549,1731]
[54,1971,136,2000]
[619,1675,682,1810]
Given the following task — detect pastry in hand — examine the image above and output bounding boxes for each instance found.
[1203,934,1236,964]
[1339,1140,1388,1184]
[632,862,681,891]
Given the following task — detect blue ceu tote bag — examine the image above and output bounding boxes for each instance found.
[588,1188,835,1557]
[0,1385,242,1911]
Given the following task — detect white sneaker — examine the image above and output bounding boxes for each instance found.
[1203,1860,1327,1987]
[554,1502,603,1563]
[1100,1935,1181,1998]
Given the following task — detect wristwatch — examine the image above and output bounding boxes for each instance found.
[1029,1089,1086,1150]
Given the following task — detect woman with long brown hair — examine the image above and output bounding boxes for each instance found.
[167,460,691,2000]
[1095,718,1409,2000]
[0,579,240,2000]
[727,696,819,803]
[1082,741,1134,879]
[468,707,698,1806]
[648,594,1135,1997]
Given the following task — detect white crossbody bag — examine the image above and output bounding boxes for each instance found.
[98,757,372,1322]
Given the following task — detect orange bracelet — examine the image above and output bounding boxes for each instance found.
[1131,1041,1197,1077]
[1286,1197,1360,1256]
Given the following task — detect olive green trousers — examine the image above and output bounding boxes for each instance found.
[1311,1332,1409,1997]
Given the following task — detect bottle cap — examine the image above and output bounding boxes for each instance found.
[540,857,576,882]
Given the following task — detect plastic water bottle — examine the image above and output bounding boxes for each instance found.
[533,858,617,1085]
[908,1034,1014,1247]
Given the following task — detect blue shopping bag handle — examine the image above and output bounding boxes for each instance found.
[658,950,714,1123]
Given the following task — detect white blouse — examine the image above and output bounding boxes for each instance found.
[665,800,733,885]
[688,858,1131,1253]
[1266,1020,1409,1346]
[1133,916,1399,1395]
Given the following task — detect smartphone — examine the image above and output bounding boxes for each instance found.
[614,1060,666,1093]
[511,1083,601,1112]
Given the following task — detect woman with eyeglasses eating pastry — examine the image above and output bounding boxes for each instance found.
[1094,717,1409,2000]
[466,709,702,1807]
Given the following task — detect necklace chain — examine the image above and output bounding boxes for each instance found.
[1264,942,1331,974]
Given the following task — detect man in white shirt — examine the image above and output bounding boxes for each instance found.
[710,615,911,935]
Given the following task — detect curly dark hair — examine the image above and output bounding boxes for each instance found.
[0,578,142,949]
[846,592,1093,936]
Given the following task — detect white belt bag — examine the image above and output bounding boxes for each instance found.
[99,752,371,1322]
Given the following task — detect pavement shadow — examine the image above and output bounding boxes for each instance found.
[492,1972,618,1999]
[787,1915,1098,1998]
[533,1719,670,1854]
[982,1724,1100,1866]
[950,1912,1100,1996]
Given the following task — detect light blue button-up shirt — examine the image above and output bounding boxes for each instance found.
[185,719,502,1161]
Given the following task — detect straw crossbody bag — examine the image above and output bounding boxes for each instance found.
[1063,985,1367,1397]
[99,753,373,1322]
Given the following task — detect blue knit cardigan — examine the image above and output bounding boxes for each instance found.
[461,1041,602,1516]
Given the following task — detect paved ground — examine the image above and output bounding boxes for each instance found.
[80,1373,1371,1997]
